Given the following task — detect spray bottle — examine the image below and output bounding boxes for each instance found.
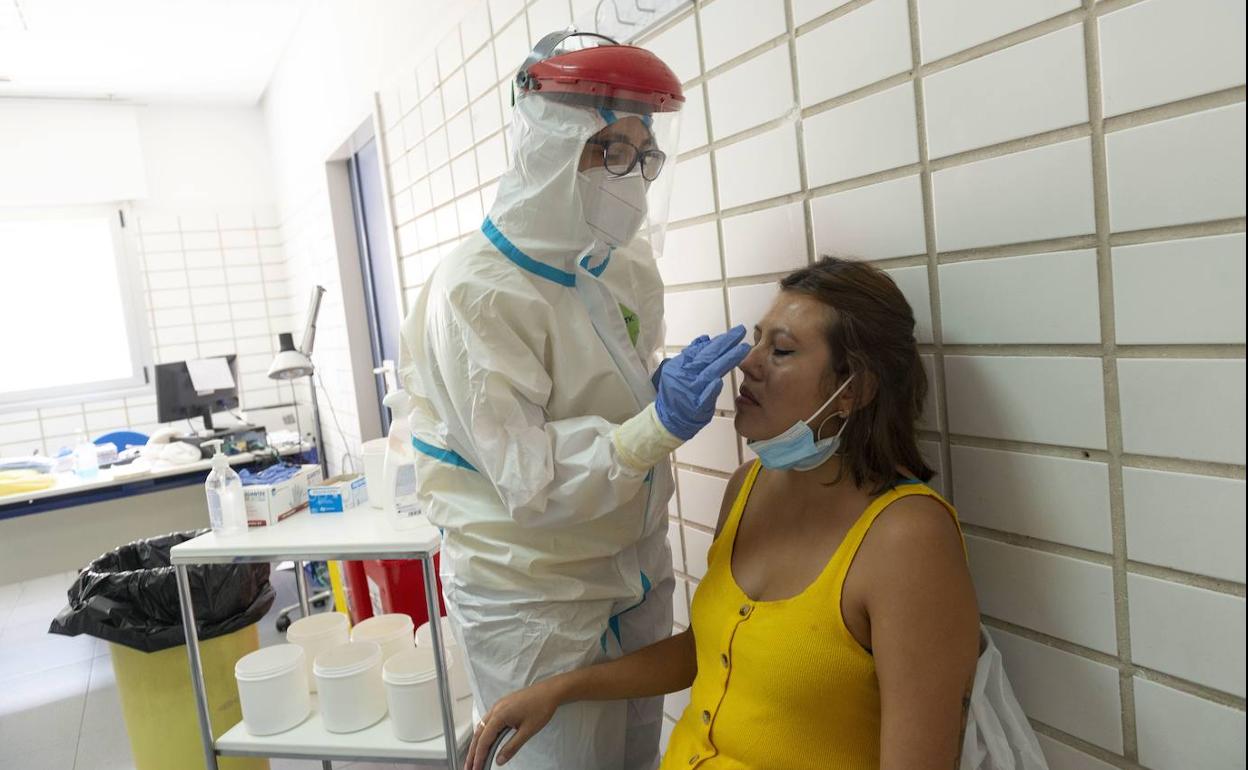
[380,389,421,530]
[204,439,247,535]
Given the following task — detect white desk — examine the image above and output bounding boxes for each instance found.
[0,445,309,510]
[0,444,313,585]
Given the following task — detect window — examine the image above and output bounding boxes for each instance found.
[0,207,150,406]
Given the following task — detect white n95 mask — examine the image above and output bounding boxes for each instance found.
[577,167,648,247]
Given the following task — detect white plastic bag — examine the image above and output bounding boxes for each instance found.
[961,626,1050,770]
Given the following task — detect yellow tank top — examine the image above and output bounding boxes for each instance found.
[661,462,961,770]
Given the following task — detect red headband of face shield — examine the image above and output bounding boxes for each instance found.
[515,30,685,114]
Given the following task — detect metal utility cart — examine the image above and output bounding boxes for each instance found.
[170,507,470,769]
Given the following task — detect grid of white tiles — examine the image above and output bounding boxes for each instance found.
[0,211,297,458]
[277,192,368,476]
[373,0,1246,766]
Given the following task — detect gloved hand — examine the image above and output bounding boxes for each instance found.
[654,325,751,440]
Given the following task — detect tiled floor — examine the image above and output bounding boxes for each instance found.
[0,567,443,770]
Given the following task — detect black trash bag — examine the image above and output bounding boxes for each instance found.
[48,529,275,653]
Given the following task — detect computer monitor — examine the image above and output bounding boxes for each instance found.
[155,357,239,431]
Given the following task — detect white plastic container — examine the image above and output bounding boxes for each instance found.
[362,438,387,509]
[234,644,311,736]
[286,611,350,693]
[314,641,387,733]
[414,616,457,649]
[351,613,415,663]
[415,617,472,707]
[384,647,450,742]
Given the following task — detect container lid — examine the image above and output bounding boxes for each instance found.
[383,646,454,686]
[313,641,382,678]
[287,611,350,641]
[235,644,305,681]
[351,613,415,644]
[415,616,458,648]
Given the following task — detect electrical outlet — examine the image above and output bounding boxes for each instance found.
[282,413,296,426]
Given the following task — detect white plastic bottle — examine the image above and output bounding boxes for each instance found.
[204,440,247,535]
[74,432,99,480]
[380,391,420,530]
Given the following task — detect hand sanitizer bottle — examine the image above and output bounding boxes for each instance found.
[204,440,247,535]
[74,432,99,480]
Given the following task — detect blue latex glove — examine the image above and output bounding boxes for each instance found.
[650,359,667,390]
[654,325,751,440]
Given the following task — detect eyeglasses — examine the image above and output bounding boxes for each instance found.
[586,139,667,181]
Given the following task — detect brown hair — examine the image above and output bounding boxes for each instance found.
[779,256,934,494]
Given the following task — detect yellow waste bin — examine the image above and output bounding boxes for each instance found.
[108,623,269,770]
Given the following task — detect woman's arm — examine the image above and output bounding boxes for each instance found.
[465,629,697,769]
[858,496,981,770]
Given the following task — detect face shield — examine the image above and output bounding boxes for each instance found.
[514,31,684,258]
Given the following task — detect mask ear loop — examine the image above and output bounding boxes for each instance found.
[811,373,855,440]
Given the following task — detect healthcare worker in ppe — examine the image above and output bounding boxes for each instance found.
[398,30,750,770]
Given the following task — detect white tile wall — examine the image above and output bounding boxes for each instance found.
[726,282,781,333]
[1128,573,1245,696]
[803,83,919,187]
[969,536,1118,654]
[1123,468,1246,583]
[1106,103,1247,232]
[677,468,729,530]
[923,25,1088,158]
[671,579,690,628]
[1098,0,1247,117]
[938,250,1102,344]
[809,175,927,259]
[664,288,727,346]
[796,0,912,106]
[642,16,700,84]
[351,4,1248,765]
[1117,358,1246,465]
[793,0,851,28]
[919,353,941,432]
[884,266,933,344]
[698,0,786,73]
[932,137,1096,251]
[658,222,721,286]
[667,155,715,222]
[674,416,740,474]
[721,203,807,279]
[917,0,1081,62]
[707,46,794,140]
[944,356,1107,449]
[991,627,1125,753]
[678,86,709,154]
[1037,735,1119,770]
[525,0,569,44]
[952,445,1112,552]
[0,210,291,458]
[1112,233,1246,344]
[714,124,802,210]
[682,525,713,580]
[1134,678,1247,770]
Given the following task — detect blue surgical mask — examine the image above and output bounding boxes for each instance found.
[747,375,854,472]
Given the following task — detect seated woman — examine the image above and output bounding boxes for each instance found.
[466,257,981,770]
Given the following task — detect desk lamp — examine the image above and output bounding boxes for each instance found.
[268,286,328,475]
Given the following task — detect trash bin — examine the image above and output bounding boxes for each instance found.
[50,530,275,770]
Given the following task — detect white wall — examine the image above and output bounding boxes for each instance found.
[0,102,295,456]
[375,0,1246,767]
[259,0,471,475]
[0,100,147,207]
[135,105,277,217]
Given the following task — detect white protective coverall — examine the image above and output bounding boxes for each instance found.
[399,92,682,770]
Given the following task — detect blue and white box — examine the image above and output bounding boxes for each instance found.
[308,473,368,514]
